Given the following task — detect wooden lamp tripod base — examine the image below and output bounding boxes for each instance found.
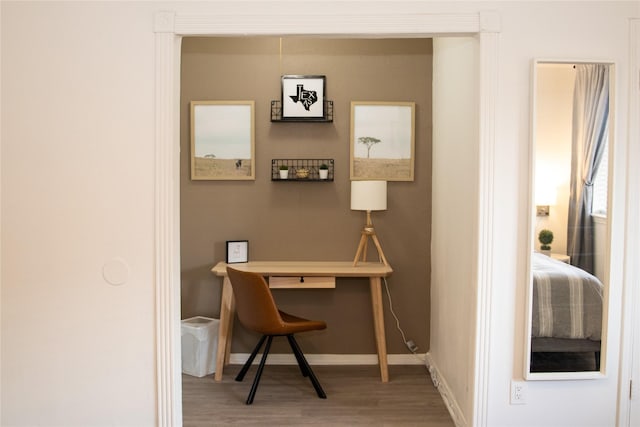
[353,210,389,267]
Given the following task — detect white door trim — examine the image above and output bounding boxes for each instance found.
[153,7,499,426]
[617,18,640,427]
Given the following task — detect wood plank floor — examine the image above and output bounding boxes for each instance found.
[183,364,455,426]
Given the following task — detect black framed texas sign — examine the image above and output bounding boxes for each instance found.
[281,75,326,120]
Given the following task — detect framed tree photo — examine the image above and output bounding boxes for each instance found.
[281,75,326,120]
[190,100,255,180]
[350,101,415,181]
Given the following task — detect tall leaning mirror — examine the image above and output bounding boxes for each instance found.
[525,60,614,379]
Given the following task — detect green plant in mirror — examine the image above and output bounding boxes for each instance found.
[538,229,554,251]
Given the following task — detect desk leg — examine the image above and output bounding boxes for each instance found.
[214,277,235,381]
[370,276,389,382]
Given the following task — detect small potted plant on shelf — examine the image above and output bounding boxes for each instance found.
[279,164,289,179]
[318,163,329,180]
[538,229,554,255]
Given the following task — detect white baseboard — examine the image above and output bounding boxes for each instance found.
[228,352,427,365]
[425,353,467,427]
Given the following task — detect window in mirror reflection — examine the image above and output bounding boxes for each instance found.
[528,62,611,376]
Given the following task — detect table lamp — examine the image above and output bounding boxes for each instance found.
[351,180,389,267]
[535,182,558,217]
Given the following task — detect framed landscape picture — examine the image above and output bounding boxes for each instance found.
[350,101,415,181]
[281,75,326,120]
[190,100,255,180]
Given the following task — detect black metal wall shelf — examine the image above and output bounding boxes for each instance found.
[272,159,334,181]
[270,100,334,122]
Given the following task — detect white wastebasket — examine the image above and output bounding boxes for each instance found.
[181,316,219,377]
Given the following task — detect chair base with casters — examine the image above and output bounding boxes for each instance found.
[235,330,326,405]
[225,267,328,405]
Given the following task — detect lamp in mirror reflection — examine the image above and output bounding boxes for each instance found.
[351,180,389,267]
[535,177,558,217]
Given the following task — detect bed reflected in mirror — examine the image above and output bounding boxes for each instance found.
[526,60,613,379]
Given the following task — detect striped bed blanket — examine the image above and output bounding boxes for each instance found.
[531,253,603,340]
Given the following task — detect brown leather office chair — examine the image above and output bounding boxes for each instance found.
[226,267,327,404]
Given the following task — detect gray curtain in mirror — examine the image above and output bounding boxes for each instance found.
[567,64,609,274]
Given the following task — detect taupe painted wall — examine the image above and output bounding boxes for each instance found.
[180,37,432,354]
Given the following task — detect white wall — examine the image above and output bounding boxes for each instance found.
[534,63,574,256]
[1,2,158,425]
[430,36,479,427]
[488,3,633,426]
[1,1,638,426]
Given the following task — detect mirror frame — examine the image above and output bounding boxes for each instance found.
[524,58,615,380]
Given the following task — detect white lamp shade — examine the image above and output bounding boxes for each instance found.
[535,175,558,206]
[535,184,558,206]
[351,180,387,211]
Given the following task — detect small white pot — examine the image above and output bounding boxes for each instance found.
[279,169,289,179]
[319,169,329,179]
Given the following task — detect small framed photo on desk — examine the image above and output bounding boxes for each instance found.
[226,240,249,264]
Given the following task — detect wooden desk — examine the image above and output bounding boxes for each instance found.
[211,261,393,382]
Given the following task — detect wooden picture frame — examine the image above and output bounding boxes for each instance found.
[226,240,249,264]
[190,101,255,180]
[281,75,326,120]
[350,101,415,181]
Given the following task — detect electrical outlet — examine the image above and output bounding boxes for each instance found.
[511,381,527,405]
[405,340,418,353]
